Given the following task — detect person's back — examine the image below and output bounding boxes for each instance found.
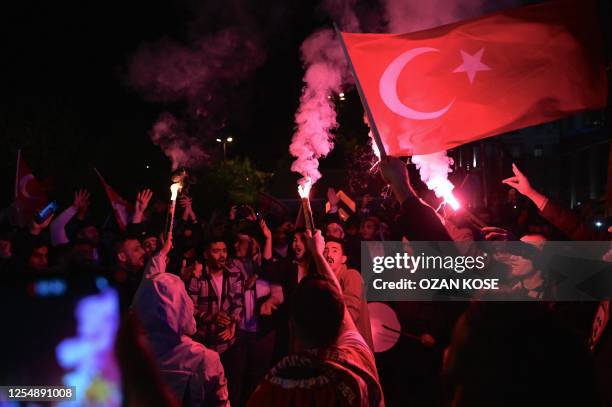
[154,339,226,406]
[132,252,229,406]
[248,231,384,406]
[249,333,380,407]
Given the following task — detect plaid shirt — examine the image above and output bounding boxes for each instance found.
[189,260,244,353]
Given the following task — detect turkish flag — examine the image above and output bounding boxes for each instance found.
[94,169,133,231]
[14,151,47,225]
[340,0,607,155]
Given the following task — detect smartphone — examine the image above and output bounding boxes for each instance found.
[0,272,123,406]
[35,201,58,224]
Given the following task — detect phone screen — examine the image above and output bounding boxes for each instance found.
[35,201,58,224]
[0,272,123,406]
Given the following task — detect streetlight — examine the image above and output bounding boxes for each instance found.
[216,136,234,161]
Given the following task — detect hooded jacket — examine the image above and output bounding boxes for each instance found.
[132,253,229,406]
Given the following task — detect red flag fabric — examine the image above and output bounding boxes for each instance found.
[340,0,607,156]
[14,150,47,225]
[94,169,133,231]
[258,191,289,218]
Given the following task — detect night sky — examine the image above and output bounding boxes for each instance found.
[0,0,609,211]
[0,0,332,204]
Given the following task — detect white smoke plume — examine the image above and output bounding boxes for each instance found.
[128,4,267,170]
[150,113,209,170]
[411,152,459,209]
[290,30,345,185]
[289,0,362,186]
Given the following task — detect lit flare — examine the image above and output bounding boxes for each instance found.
[170,183,181,201]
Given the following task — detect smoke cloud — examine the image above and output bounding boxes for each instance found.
[128,15,266,169]
[289,0,365,186]
[383,0,521,33]
[411,152,456,202]
[289,30,346,185]
[150,113,209,170]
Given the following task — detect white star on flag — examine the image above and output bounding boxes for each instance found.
[453,48,491,84]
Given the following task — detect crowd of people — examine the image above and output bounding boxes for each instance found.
[1,157,611,406]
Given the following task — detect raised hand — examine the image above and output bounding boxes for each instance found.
[502,164,533,196]
[379,156,413,204]
[245,205,257,221]
[260,300,278,316]
[259,219,271,239]
[327,187,340,208]
[30,214,55,235]
[215,311,232,327]
[217,323,236,342]
[179,196,192,209]
[132,189,153,224]
[180,196,197,222]
[305,229,325,256]
[73,189,91,211]
[502,164,548,210]
[481,226,515,241]
[135,189,153,214]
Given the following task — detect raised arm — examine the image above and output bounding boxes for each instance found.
[259,218,273,260]
[50,189,89,246]
[503,163,596,240]
[132,189,153,224]
[380,156,453,241]
[304,229,357,333]
[179,196,197,223]
[502,163,548,210]
[143,234,172,279]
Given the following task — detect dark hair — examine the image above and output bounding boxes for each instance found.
[292,276,344,348]
[361,216,380,230]
[293,227,306,235]
[25,236,49,255]
[324,236,345,254]
[291,228,307,246]
[114,233,141,253]
[204,236,227,250]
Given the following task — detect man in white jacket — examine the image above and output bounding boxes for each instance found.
[132,238,230,406]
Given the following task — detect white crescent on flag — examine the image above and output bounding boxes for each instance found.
[379,47,455,121]
[19,174,42,200]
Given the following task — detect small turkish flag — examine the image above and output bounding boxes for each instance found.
[340,0,607,155]
[14,150,47,225]
[94,168,133,231]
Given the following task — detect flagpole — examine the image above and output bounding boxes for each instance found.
[93,167,107,185]
[333,22,387,159]
[15,149,21,200]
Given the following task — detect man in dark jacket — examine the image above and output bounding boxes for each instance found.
[502,162,612,406]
